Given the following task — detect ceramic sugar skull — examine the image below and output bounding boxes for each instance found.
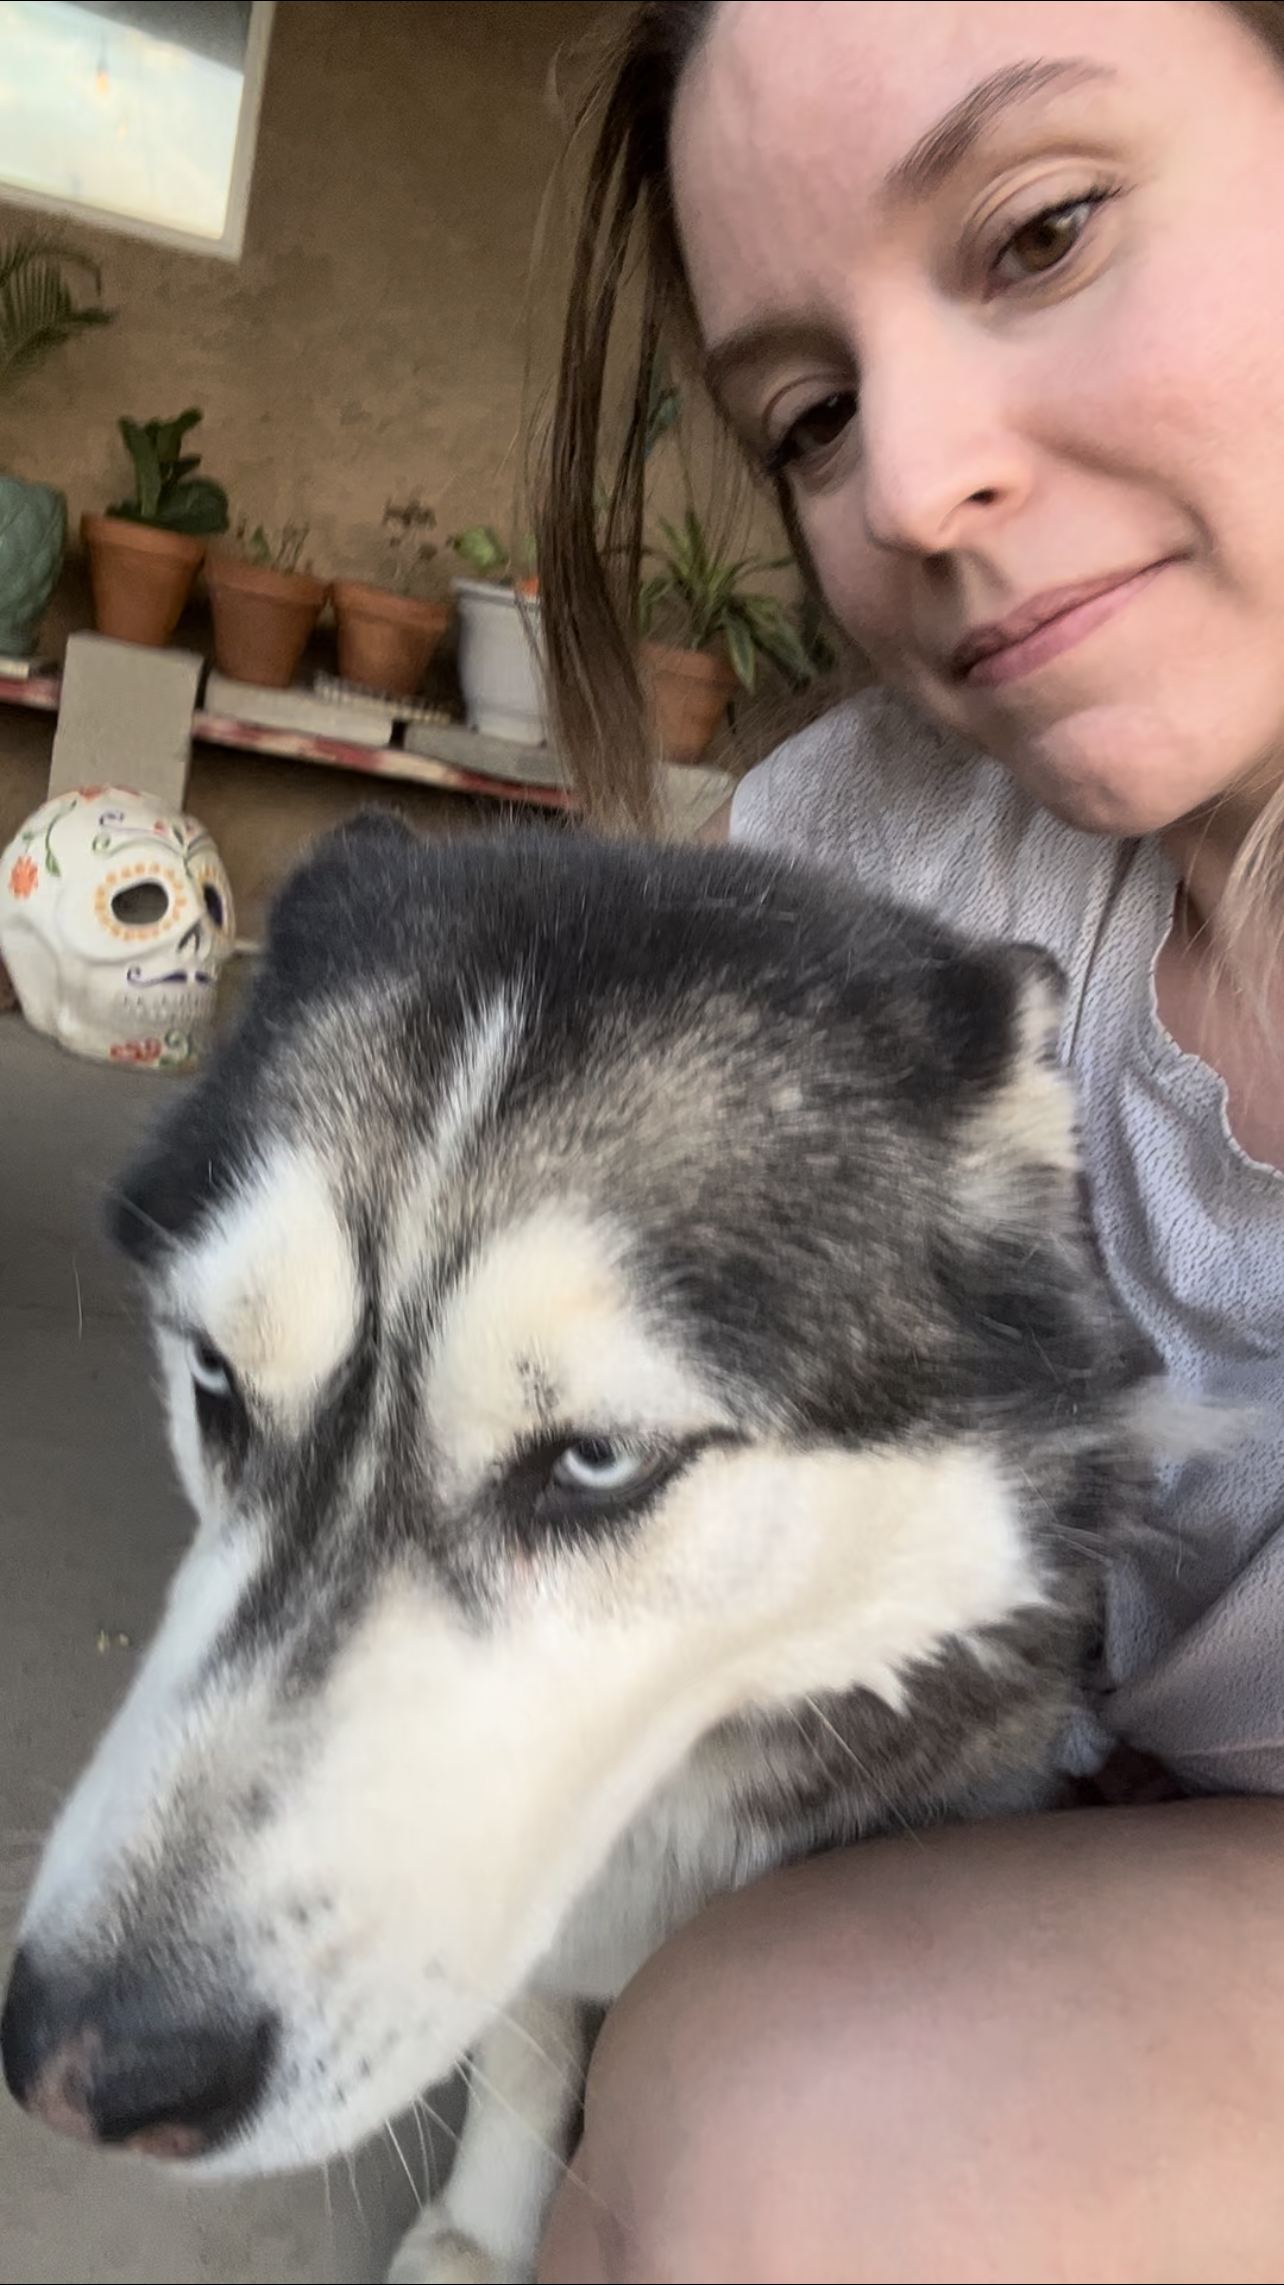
[0,786,235,1070]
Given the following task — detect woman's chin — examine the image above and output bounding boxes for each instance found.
[972,700,1240,841]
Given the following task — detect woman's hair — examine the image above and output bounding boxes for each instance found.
[538,0,717,833]
[538,0,1284,990]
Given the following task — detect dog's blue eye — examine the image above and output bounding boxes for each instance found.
[189,1339,233,1400]
[552,1439,651,1493]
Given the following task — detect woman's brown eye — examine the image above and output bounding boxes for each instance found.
[1003,198,1094,277]
[767,390,857,476]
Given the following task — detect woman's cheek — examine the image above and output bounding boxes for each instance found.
[804,504,909,663]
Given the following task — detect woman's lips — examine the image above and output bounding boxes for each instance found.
[952,563,1171,688]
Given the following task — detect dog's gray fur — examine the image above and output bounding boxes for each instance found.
[3,822,1158,2281]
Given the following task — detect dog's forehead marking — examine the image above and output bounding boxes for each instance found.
[386,988,527,1294]
[434,988,525,1175]
[169,1144,359,1411]
[426,1202,724,1489]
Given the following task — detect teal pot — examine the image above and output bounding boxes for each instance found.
[0,475,67,658]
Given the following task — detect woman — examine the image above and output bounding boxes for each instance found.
[534,6,1284,2279]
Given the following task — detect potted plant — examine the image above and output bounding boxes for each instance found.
[638,510,816,764]
[450,524,546,745]
[205,519,328,688]
[332,496,449,699]
[0,234,114,663]
[82,409,229,648]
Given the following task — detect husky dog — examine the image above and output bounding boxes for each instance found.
[2,820,1157,2283]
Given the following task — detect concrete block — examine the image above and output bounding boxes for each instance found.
[48,633,203,808]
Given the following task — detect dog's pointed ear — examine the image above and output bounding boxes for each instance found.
[262,810,423,998]
[948,938,1080,1233]
[107,814,427,1267]
[930,934,1066,1096]
[839,887,1067,1123]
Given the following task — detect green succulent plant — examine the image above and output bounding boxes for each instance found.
[108,408,229,537]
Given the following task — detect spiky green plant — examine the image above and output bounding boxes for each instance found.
[0,233,114,398]
[638,509,816,692]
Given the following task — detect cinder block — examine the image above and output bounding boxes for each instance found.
[48,634,203,808]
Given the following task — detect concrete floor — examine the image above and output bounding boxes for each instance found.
[0,1015,448,2283]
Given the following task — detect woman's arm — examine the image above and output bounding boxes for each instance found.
[542,1797,1284,2283]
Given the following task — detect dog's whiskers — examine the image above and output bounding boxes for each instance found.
[798,1698,925,1846]
[321,2157,335,2258]
[460,2053,603,2213]
[408,2095,438,2197]
[343,2149,368,2237]
[383,2115,421,2203]
[452,1978,582,2081]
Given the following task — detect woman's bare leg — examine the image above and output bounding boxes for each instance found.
[540,1800,1284,2285]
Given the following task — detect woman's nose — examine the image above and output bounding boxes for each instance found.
[855,304,1034,557]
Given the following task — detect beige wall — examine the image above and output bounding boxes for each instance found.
[0,0,842,930]
[0,0,600,597]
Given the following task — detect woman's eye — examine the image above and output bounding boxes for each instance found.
[994,190,1113,284]
[189,1338,234,1400]
[551,1438,654,1495]
[766,390,857,478]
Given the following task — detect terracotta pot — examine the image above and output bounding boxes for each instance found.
[332,580,450,699]
[641,639,739,765]
[81,512,205,648]
[206,553,328,688]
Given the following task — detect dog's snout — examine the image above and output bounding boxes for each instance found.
[2,1943,277,2156]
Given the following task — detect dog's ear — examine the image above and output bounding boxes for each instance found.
[107,815,427,1267]
[937,936,1065,1097]
[262,811,423,997]
[107,1074,250,1267]
[945,938,1080,1235]
[325,808,419,852]
[836,889,1067,1127]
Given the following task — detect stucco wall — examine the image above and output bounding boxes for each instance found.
[0,0,847,923]
[0,0,599,593]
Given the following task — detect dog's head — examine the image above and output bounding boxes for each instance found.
[2,821,1152,2172]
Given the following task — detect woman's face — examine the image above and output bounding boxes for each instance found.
[673,1,1284,835]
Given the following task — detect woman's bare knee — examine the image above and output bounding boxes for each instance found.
[539,1801,1284,2284]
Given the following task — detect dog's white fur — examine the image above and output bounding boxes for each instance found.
[22,1141,1046,2280]
[13,822,1168,2285]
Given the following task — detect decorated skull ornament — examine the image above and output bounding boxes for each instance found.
[0,786,235,1069]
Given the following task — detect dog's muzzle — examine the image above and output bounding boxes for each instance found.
[1,1943,277,2157]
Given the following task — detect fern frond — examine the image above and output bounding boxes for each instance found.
[0,235,114,397]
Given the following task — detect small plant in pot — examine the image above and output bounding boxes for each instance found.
[82,409,229,648]
[0,234,114,662]
[332,496,449,700]
[638,510,816,764]
[450,524,546,745]
[205,518,328,689]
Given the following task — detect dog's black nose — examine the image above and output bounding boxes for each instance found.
[2,1943,276,2156]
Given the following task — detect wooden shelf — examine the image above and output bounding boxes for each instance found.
[0,670,574,811]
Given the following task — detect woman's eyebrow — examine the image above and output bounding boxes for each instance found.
[885,57,1118,205]
[703,59,1119,401]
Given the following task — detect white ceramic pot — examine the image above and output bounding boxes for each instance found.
[454,578,547,745]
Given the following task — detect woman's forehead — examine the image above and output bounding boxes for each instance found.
[681,0,1240,149]
[672,1,1265,324]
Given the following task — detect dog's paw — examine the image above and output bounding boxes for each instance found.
[386,2216,518,2285]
